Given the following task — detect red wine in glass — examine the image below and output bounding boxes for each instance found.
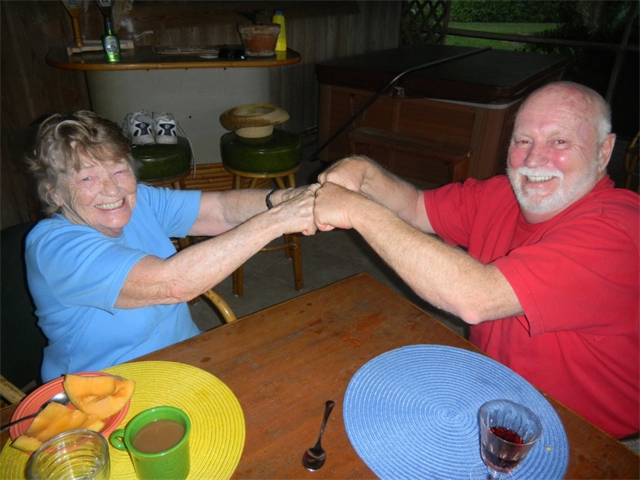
[478,400,542,479]
[482,427,524,471]
[491,427,524,444]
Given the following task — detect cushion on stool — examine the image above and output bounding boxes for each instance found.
[132,136,192,182]
[221,129,302,174]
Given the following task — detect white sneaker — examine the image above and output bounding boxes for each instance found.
[123,110,155,145]
[153,112,178,144]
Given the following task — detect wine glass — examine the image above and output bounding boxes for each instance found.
[478,399,543,479]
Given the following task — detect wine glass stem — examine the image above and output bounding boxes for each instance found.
[487,468,502,479]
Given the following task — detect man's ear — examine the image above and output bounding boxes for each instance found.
[598,133,616,173]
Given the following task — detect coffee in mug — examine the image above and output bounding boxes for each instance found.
[132,418,186,453]
[109,406,191,480]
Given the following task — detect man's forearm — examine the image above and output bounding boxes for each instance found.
[351,200,522,323]
[358,159,430,231]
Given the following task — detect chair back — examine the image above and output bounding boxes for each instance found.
[0,375,26,404]
[8,122,44,221]
[624,130,639,193]
[1,222,47,393]
[201,289,237,324]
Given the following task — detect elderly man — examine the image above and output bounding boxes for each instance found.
[314,81,639,439]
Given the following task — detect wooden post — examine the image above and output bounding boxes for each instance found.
[61,0,83,48]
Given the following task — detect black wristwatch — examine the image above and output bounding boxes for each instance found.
[265,189,277,210]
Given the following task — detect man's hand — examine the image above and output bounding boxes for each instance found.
[314,181,370,232]
[318,156,372,193]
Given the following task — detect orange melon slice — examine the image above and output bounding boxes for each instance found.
[63,374,134,419]
[12,402,105,452]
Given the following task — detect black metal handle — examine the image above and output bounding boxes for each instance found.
[0,411,38,432]
[310,46,492,161]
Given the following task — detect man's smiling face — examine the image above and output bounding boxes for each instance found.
[52,156,137,237]
[507,84,614,223]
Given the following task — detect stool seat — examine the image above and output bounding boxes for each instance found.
[133,136,192,183]
[221,129,302,173]
[134,137,192,250]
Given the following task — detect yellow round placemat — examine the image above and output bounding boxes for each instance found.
[0,361,245,480]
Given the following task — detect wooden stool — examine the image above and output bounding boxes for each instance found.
[133,136,192,189]
[220,129,303,296]
[133,137,192,248]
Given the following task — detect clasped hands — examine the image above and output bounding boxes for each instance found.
[277,157,369,237]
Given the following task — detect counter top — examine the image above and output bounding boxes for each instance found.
[46,45,301,71]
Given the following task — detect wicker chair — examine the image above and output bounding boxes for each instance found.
[0,221,236,405]
[183,161,300,297]
[624,130,639,193]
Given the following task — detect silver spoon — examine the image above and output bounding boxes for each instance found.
[302,400,336,471]
[0,391,71,432]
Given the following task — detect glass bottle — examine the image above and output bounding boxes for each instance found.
[102,20,121,63]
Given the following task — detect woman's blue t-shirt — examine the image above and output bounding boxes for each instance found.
[25,185,202,381]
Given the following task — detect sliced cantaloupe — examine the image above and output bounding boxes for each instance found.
[63,374,134,419]
[12,402,105,453]
[11,434,42,453]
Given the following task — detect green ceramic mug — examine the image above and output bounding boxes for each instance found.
[109,406,191,480]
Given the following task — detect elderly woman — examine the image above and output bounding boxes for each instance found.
[25,110,318,381]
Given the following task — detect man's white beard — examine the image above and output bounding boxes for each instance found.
[507,164,599,216]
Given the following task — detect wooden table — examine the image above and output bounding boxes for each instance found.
[2,274,638,478]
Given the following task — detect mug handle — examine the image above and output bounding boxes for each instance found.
[109,428,127,450]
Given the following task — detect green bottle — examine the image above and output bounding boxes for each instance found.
[102,21,121,63]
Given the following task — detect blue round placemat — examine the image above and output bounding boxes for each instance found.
[344,345,568,480]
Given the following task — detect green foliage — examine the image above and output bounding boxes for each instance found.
[447,0,638,92]
[444,0,638,135]
[238,9,266,25]
[450,0,569,23]
[446,22,555,51]
[522,1,638,92]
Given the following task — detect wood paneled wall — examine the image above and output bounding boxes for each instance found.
[2,1,91,229]
[0,1,402,229]
[270,1,402,132]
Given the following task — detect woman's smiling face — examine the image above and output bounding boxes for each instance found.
[52,156,137,237]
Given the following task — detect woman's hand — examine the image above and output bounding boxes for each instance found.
[270,183,320,236]
[279,185,312,203]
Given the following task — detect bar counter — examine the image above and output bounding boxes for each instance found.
[45,45,301,164]
[46,45,301,71]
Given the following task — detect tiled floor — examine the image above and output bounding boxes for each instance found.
[189,136,632,340]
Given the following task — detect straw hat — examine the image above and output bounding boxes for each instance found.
[220,103,289,138]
